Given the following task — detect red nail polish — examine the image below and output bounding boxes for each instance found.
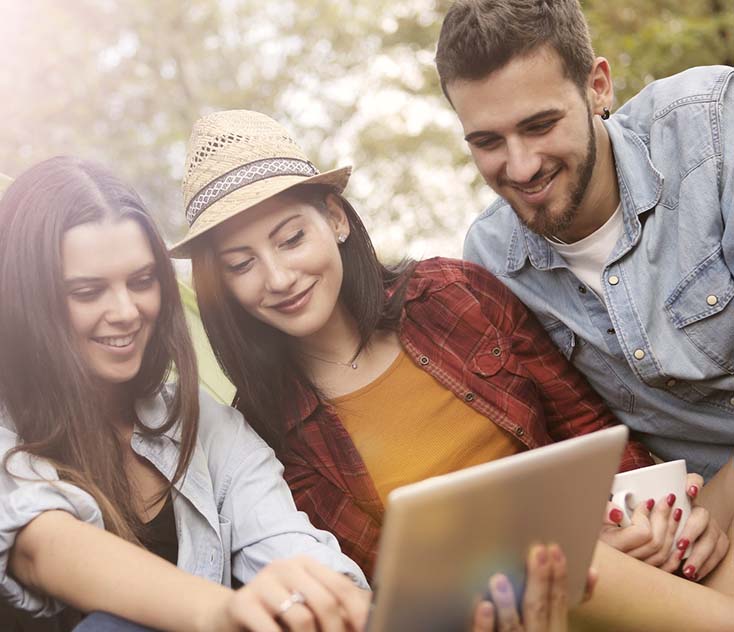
[677,538,690,551]
[683,565,696,578]
[609,508,624,524]
[688,485,699,498]
[646,498,655,511]
[673,508,683,522]
[667,493,676,507]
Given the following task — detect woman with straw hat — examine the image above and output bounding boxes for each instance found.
[0,156,372,632]
[175,110,734,631]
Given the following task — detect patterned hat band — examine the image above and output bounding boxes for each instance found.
[186,156,318,226]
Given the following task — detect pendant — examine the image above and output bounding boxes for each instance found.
[350,362,358,370]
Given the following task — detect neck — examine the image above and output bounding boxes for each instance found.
[297,302,363,364]
[562,117,620,243]
[99,382,136,433]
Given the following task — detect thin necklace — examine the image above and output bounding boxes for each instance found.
[301,345,362,370]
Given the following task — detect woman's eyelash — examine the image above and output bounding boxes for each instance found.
[282,229,305,247]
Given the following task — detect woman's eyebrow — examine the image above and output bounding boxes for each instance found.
[64,262,155,284]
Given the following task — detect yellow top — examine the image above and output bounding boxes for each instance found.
[332,349,523,505]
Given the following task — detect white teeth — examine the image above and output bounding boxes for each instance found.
[95,333,135,347]
[519,180,549,194]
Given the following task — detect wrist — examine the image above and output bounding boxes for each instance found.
[193,583,234,632]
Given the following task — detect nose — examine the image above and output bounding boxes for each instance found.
[106,288,140,325]
[263,256,297,294]
[504,136,542,184]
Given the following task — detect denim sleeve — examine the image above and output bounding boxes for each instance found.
[0,426,104,616]
[210,405,368,589]
[720,72,734,270]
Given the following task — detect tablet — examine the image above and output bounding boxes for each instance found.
[366,425,628,632]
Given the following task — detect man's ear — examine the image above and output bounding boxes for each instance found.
[587,56,614,116]
[324,192,350,238]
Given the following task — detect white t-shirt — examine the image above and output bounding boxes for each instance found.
[547,204,623,301]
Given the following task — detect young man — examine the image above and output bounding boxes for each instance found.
[436,0,734,480]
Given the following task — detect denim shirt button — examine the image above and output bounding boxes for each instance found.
[608,275,620,286]
[707,295,719,306]
[666,378,677,387]
[578,285,587,294]
[729,396,734,406]
[633,349,646,360]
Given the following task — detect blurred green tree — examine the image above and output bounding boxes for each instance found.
[0,0,731,259]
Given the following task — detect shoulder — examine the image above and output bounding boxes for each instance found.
[617,66,734,124]
[195,388,268,456]
[407,257,516,314]
[154,385,269,462]
[464,197,522,276]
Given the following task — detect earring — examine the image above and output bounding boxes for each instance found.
[337,233,348,244]
[601,107,610,120]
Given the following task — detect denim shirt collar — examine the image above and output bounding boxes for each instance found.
[132,390,221,533]
[507,119,664,273]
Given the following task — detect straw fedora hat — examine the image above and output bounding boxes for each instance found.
[170,110,352,258]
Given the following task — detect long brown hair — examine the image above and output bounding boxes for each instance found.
[192,184,413,449]
[0,156,199,543]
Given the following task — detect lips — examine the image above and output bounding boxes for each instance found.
[508,166,561,203]
[92,331,138,349]
[267,281,317,313]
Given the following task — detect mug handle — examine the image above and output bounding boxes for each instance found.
[609,490,634,528]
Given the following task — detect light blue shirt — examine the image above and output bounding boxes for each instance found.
[0,388,367,616]
[465,65,734,481]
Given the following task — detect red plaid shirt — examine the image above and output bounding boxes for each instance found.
[253,258,652,580]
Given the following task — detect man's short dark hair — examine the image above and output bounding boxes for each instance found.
[436,0,595,102]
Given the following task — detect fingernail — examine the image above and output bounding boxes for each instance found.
[673,508,683,522]
[646,498,655,511]
[609,508,624,524]
[677,538,690,551]
[551,546,564,562]
[496,576,511,593]
[667,493,676,507]
[688,485,699,498]
[536,547,548,566]
[683,565,696,578]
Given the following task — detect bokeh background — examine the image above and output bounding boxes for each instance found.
[1,0,732,261]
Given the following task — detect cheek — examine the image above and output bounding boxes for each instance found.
[224,274,262,310]
[66,301,96,339]
[471,150,500,181]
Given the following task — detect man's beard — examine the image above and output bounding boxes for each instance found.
[518,106,597,239]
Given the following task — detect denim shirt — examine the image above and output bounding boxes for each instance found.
[0,388,367,616]
[465,65,734,480]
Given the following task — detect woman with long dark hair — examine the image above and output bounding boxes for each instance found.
[177,109,734,631]
[0,156,370,632]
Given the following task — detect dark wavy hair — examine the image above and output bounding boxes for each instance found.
[436,0,595,103]
[191,184,413,448]
[0,156,199,543]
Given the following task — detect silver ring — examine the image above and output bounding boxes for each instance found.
[276,591,307,618]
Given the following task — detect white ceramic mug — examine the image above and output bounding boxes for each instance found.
[610,459,691,555]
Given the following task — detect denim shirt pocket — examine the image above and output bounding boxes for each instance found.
[543,319,576,361]
[218,515,233,586]
[664,247,734,373]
